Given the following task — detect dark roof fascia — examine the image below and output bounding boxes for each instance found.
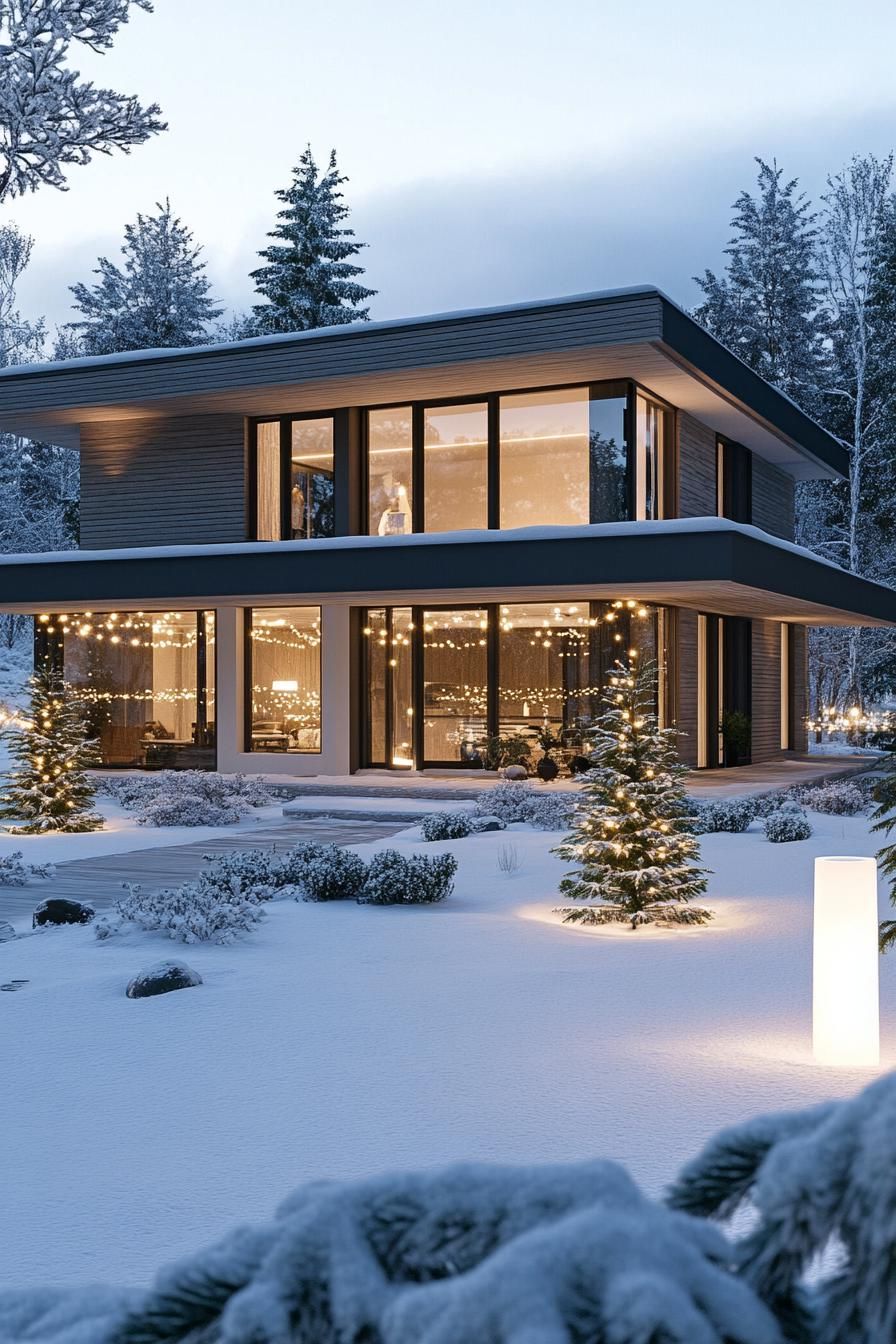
[1,528,893,624]
[659,298,846,478]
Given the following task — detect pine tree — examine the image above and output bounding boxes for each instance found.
[553,660,710,928]
[693,158,826,406]
[67,199,222,354]
[0,664,103,833]
[250,146,376,334]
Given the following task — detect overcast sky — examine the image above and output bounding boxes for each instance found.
[7,0,896,333]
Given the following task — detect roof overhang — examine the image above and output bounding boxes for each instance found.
[0,522,890,626]
[0,287,845,480]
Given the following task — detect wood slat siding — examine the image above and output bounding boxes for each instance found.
[0,295,664,416]
[751,619,782,763]
[678,412,717,517]
[752,456,795,540]
[676,608,699,766]
[79,414,246,549]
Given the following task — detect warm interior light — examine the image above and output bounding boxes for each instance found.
[271,679,299,692]
[813,856,880,1066]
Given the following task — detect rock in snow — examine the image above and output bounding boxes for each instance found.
[32,899,94,928]
[126,961,203,999]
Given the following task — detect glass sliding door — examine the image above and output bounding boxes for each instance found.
[422,608,488,763]
[423,403,488,533]
[363,608,415,768]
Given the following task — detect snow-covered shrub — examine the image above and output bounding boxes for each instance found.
[358,850,457,905]
[101,770,272,827]
[108,877,265,944]
[750,788,800,818]
[693,796,756,833]
[763,807,813,843]
[420,811,473,842]
[0,850,54,886]
[799,780,866,816]
[284,842,368,902]
[475,780,574,830]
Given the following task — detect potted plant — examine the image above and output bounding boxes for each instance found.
[535,725,560,783]
[720,710,752,767]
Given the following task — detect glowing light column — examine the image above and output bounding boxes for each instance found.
[813,856,880,1066]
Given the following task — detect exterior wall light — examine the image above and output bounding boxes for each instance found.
[813,856,880,1067]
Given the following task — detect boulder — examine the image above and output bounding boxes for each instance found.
[501,765,528,781]
[32,898,95,928]
[471,815,506,832]
[126,961,203,1000]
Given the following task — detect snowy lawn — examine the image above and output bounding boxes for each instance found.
[2,808,895,1290]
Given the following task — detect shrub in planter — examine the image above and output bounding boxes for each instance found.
[358,850,457,905]
[799,781,866,816]
[286,842,368,902]
[479,734,531,772]
[764,807,813,843]
[420,811,473,842]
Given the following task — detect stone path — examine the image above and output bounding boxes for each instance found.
[0,816,404,925]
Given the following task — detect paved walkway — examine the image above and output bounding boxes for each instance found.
[1,816,403,926]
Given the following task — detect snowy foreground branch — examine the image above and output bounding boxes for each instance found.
[2,1073,895,1343]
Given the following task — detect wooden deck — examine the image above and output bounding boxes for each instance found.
[0,816,403,926]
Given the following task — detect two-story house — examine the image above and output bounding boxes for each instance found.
[0,286,892,777]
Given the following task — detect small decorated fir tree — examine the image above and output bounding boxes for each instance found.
[0,664,103,834]
[553,659,710,928]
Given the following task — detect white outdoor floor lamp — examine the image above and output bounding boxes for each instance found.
[813,856,880,1067]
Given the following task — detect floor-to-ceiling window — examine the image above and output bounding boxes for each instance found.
[368,408,413,535]
[361,600,660,769]
[252,416,336,541]
[246,607,321,752]
[423,403,489,533]
[38,610,216,769]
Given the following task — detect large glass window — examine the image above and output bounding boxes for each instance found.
[423,403,488,532]
[589,394,629,523]
[291,419,334,539]
[422,608,489,762]
[368,407,413,535]
[247,607,321,753]
[364,607,414,768]
[636,395,666,520]
[499,388,590,528]
[42,610,216,770]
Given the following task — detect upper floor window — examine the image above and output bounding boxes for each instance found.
[716,437,752,524]
[365,381,666,536]
[252,415,335,541]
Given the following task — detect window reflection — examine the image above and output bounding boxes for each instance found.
[423,403,488,532]
[499,388,589,528]
[636,396,665,520]
[291,419,334,539]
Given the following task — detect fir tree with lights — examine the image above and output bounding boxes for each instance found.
[553,658,710,928]
[0,664,103,834]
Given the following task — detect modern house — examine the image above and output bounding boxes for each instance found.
[0,285,892,777]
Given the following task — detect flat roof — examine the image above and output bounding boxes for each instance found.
[0,521,889,625]
[0,286,846,479]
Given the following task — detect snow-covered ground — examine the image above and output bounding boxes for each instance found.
[2,809,894,1291]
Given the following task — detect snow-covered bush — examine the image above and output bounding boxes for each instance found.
[100,771,272,827]
[763,807,813,843]
[420,811,473,842]
[358,850,457,905]
[199,850,284,902]
[0,851,54,886]
[107,878,265,944]
[750,788,800,818]
[693,796,756,833]
[799,780,867,816]
[285,842,368,902]
[475,780,574,830]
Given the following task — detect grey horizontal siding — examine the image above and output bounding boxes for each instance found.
[0,295,663,415]
[80,414,246,549]
[752,455,795,540]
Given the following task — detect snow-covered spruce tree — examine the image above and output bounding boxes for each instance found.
[250,145,376,334]
[553,660,710,928]
[66,200,223,354]
[693,158,826,406]
[0,663,102,833]
[0,0,165,202]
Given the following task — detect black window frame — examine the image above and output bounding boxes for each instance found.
[243,604,323,755]
[248,411,338,542]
